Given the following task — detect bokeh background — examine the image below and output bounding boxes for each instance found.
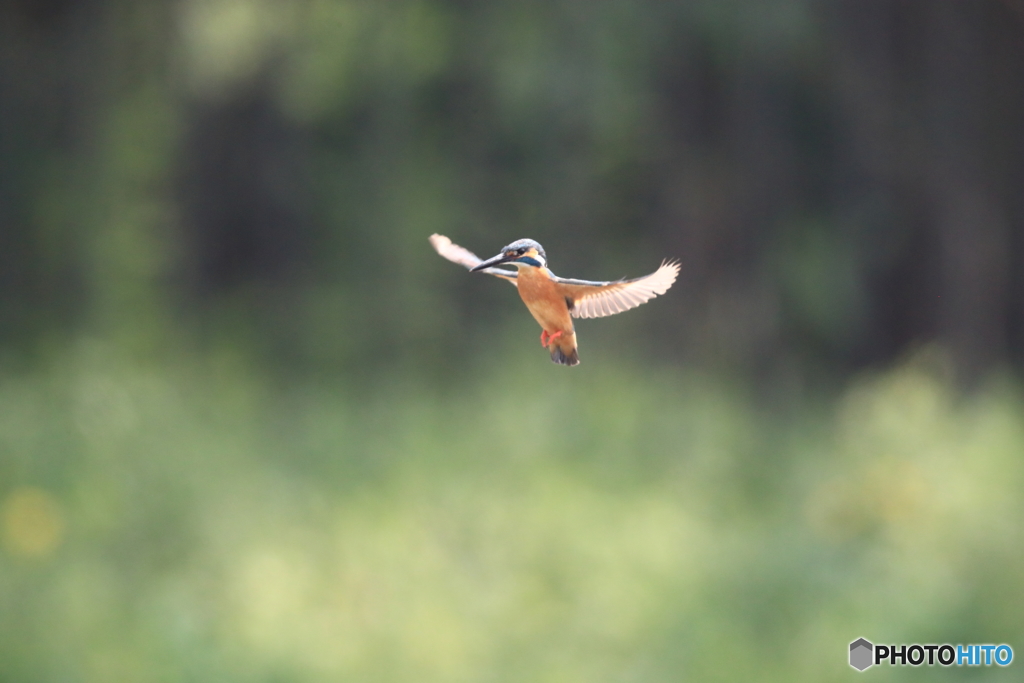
[2,0,1024,680]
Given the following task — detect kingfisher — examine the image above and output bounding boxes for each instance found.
[430,234,679,366]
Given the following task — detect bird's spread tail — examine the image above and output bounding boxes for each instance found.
[550,338,580,366]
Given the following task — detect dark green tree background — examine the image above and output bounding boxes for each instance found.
[3,0,1024,381]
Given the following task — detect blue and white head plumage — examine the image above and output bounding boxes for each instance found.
[501,239,547,268]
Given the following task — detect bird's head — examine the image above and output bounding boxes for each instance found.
[471,239,547,271]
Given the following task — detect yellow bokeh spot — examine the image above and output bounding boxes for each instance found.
[1,487,65,558]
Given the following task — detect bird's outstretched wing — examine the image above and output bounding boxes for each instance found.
[554,260,680,319]
[429,234,518,284]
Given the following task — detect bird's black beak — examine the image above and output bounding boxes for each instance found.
[471,252,514,272]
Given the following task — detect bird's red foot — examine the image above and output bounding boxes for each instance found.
[540,330,549,347]
[545,330,564,347]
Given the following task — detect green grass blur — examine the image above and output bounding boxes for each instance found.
[2,341,1021,682]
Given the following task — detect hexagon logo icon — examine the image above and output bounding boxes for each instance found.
[850,638,874,671]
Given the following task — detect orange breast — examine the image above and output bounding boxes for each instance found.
[516,267,574,333]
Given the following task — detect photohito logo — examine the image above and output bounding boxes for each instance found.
[849,638,1013,671]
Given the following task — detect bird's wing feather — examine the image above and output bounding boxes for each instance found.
[429,234,518,284]
[554,260,680,319]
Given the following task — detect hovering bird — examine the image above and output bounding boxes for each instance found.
[430,234,679,366]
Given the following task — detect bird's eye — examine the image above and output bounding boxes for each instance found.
[518,248,526,255]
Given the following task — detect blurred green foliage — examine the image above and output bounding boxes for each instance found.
[4,0,1023,379]
[2,344,1023,681]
